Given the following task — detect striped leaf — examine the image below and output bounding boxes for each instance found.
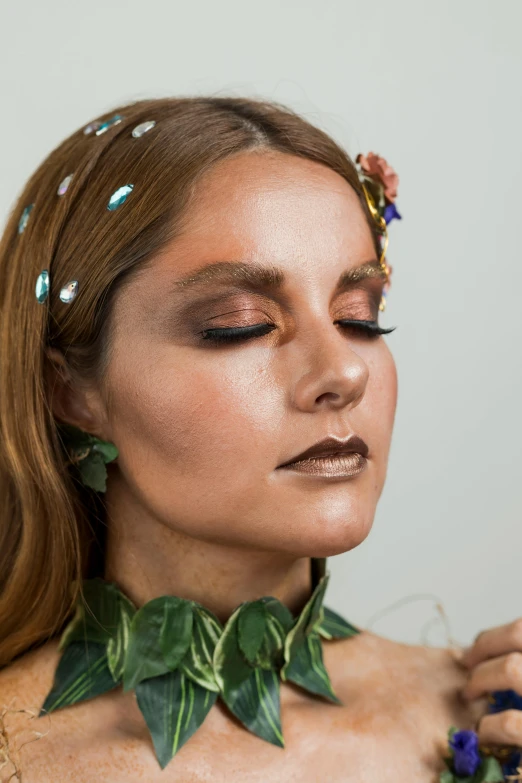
[160,597,193,670]
[40,641,119,715]
[123,597,180,691]
[135,670,217,769]
[59,579,133,650]
[107,593,136,681]
[281,573,329,678]
[282,631,341,704]
[213,605,253,692]
[237,601,267,663]
[222,667,284,747]
[259,596,294,633]
[317,606,360,640]
[180,604,222,692]
[214,605,284,745]
[253,612,287,670]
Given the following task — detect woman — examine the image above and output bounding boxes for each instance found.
[0,96,520,782]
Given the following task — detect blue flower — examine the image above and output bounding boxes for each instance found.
[384,203,402,225]
[449,730,481,776]
[489,689,522,713]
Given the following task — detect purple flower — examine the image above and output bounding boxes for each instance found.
[384,203,402,225]
[449,730,481,776]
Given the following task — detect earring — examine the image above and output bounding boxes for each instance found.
[58,423,118,492]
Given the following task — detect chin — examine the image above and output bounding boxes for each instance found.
[285,510,375,559]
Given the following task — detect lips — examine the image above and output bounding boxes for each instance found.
[277,435,369,468]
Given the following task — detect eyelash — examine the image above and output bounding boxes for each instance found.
[200,320,396,344]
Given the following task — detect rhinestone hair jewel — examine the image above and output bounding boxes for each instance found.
[57,174,73,196]
[18,204,34,234]
[107,184,134,211]
[35,270,50,304]
[59,280,79,304]
[132,120,156,138]
[95,114,123,136]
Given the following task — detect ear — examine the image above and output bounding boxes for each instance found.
[45,347,106,437]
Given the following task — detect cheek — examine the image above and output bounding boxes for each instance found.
[362,342,398,460]
[105,345,282,478]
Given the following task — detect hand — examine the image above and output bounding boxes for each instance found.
[461,618,522,748]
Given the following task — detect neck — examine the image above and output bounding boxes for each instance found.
[102,478,315,624]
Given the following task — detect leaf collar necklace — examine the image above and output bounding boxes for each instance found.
[40,558,359,770]
[40,558,517,780]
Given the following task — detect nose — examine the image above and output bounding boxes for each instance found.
[289,322,370,412]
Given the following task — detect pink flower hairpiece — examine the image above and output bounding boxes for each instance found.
[355,152,401,311]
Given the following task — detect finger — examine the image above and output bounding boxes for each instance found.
[462,652,522,701]
[477,710,522,746]
[462,619,522,669]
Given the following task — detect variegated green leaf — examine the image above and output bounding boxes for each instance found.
[259,596,294,632]
[282,631,341,704]
[237,601,267,664]
[107,593,136,681]
[123,597,176,691]
[59,578,135,651]
[214,605,284,745]
[135,669,217,769]
[180,604,222,692]
[160,597,193,670]
[213,605,252,692]
[281,573,329,677]
[253,612,287,670]
[40,641,118,715]
[317,606,360,640]
[221,666,284,747]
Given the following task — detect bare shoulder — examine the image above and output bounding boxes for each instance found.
[325,627,484,741]
[0,638,62,711]
[0,639,63,782]
[0,640,149,783]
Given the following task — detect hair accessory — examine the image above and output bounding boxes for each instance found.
[83,121,101,135]
[58,424,118,492]
[95,114,123,136]
[356,152,401,312]
[18,204,34,234]
[35,270,50,304]
[57,174,74,196]
[132,120,156,138]
[59,280,79,304]
[107,184,134,211]
[40,570,359,769]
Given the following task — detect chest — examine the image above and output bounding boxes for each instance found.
[16,670,474,783]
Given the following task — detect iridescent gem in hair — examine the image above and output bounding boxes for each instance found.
[35,270,50,304]
[57,174,74,196]
[83,121,101,135]
[18,204,34,234]
[107,184,134,211]
[132,120,156,138]
[95,114,123,136]
[59,280,79,303]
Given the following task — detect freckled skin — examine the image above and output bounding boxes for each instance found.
[101,151,396,562]
[0,152,484,781]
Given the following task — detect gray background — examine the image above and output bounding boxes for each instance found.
[1,0,520,646]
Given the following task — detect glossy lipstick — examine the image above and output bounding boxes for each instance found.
[277,435,369,478]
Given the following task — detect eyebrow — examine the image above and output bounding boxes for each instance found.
[171,259,386,295]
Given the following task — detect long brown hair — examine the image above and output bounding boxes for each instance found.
[0,95,379,668]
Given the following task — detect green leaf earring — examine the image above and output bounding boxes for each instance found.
[58,423,118,492]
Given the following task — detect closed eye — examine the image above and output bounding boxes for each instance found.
[199,320,396,344]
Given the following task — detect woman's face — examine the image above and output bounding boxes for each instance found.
[99,150,397,557]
